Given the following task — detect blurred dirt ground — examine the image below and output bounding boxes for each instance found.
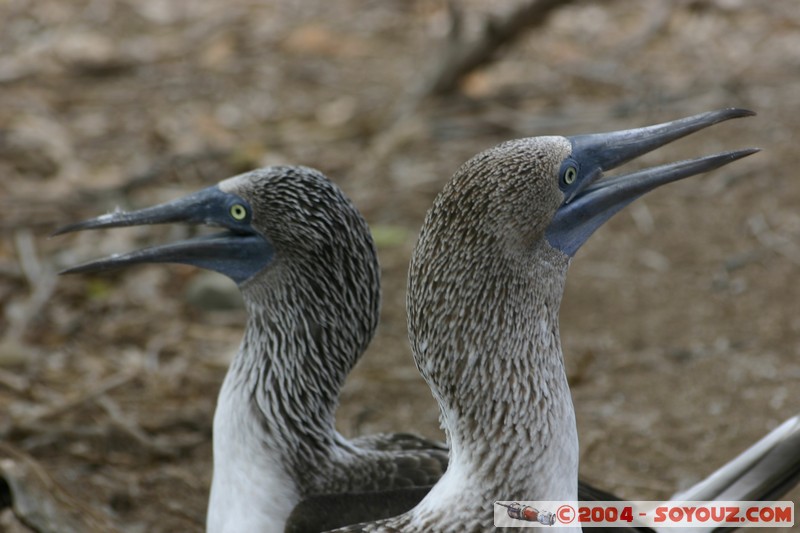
[1,0,799,531]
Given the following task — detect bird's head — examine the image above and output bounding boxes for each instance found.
[55,166,380,314]
[545,108,758,256]
[418,108,758,267]
[408,109,758,406]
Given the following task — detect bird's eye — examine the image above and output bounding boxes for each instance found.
[230,204,248,221]
[563,165,578,186]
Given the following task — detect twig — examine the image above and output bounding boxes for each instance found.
[7,230,58,342]
[9,419,206,459]
[354,1,577,183]
[422,0,577,98]
[20,372,138,426]
[0,369,29,395]
[95,396,182,458]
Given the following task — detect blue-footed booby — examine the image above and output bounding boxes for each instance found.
[54,166,450,532]
[53,163,652,533]
[55,112,800,533]
[326,109,800,532]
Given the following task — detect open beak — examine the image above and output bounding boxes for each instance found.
[54,186,274,284]
[546,108,758,256]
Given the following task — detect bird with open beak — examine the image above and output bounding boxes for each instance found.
[328,109,782,533]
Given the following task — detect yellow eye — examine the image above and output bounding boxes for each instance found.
[230,204,248,221]
[563,165,578,185]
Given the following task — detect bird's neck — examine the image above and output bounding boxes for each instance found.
[208,271,372,531]
[227,287,358,462]
[409,243,578,529]
[444,291,577,497]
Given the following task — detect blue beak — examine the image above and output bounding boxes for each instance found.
[546,108,758,256]
[54,186,275,285]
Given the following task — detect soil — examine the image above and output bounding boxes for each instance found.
[1,1,798,531]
